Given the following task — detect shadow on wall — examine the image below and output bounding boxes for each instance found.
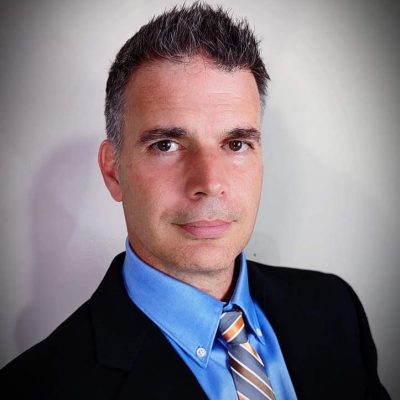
[15,137,102,352]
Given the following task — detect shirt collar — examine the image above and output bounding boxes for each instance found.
[122,239,263,368]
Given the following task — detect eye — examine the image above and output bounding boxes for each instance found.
[153,140,180,152]
[227,140,250,152]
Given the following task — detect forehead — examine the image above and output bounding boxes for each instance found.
[123,57,261,134]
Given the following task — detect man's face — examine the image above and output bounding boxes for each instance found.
[114,57,263,275]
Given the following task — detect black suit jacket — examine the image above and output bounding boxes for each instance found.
[0,253,390,399]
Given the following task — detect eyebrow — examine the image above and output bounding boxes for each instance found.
[138,127,189,145]
[223,127,261,143]
[138,126,261,144]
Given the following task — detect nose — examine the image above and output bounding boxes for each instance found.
[184,149,227,199]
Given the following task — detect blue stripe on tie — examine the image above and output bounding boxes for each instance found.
[232,367,270,399]
[229,346,266,378]
[219,311,241,332]
[220,311,247,343]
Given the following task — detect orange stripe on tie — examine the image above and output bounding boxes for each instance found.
[238,392,250,400]
[230,357,275,399]
[241,341,264,365]
[222,315,245,342]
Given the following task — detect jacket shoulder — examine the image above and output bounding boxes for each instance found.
[0,301,96,396]
[246,259,391,400]
[247,258,352,296]
[0,253,128,398]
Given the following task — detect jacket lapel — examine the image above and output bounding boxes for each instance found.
[89,252,207,399]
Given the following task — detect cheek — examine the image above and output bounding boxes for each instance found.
[235,162,263,216]
[125,166,181,214]
[234,158,263,189]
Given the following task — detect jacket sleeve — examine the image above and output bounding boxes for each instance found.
[340,277,391,400]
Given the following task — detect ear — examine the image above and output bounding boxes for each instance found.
[98,140,123,202]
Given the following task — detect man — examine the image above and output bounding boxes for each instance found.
[0,3,390,399]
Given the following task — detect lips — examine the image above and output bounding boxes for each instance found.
[176,219,231,238]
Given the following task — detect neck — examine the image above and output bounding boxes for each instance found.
[154,261,238,300]
[127,239,240,300]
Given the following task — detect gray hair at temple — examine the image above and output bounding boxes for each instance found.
[105,1,270,157]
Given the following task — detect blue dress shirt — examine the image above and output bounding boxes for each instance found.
[122,240,297,400]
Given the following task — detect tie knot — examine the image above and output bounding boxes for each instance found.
[218,310,248,345]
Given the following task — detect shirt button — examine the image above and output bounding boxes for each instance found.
[196,347,207,358]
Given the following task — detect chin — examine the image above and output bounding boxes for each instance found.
[172,241,242,273]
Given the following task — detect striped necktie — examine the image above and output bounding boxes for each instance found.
[219,310,276,400]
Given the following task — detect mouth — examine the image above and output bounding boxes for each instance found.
[176,220,232,239]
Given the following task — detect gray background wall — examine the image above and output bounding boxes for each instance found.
[1,0,399,397]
